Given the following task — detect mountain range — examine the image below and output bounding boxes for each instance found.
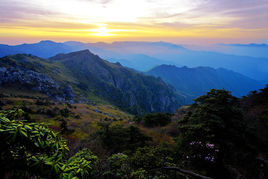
[183,43,268,59]
[1,40,268,82]
[147,65,264,102]
[0,50,181,114]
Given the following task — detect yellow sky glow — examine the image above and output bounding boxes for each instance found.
[0,0,267,44]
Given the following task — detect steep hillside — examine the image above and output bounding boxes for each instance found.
[49,50,182,113]
[0,54,75,101]
[0,50,182,114]
[147,65,264,102]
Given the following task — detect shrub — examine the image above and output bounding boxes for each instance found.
[0,109,98,178]
[98,124,151,153]
[136,113,172,127]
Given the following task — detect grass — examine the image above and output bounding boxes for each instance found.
[0,85,179,154]
[0,91,133,150]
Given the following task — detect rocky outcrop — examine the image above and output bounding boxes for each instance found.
[50,50,182,114]
[0,51,183,114]
[0,66,74,101]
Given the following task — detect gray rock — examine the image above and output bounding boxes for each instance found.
[0,66,74,101]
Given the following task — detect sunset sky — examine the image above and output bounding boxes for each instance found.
[0,0,268,45]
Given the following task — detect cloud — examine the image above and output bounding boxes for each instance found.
[192,0,268,28]
[82,0,114,4]
[1,0,267,28]
[0,0,61,23]
[0,0,267,44]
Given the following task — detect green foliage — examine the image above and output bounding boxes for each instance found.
[131,144,175,170]
[135,112,172,127]
[103,153,131,178]
[1,86,267,178]
[98,123,152,153]
[0,109,98,178]
[242,85,268,159]
[60,148,98,178]
[176,89,257,178]
[102,144,177,179]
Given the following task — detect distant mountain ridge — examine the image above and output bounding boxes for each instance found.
[222,43,268,47]
[147,65,264,102]
[0,40,82,58]
[0,50,182,114]
[0,40,268,81]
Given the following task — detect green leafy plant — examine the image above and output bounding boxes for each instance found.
[0,109,98,178]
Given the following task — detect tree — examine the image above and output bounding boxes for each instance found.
[135,112,172,127]
[98,123,151,153]
[176,89,256,178]
[103,153,131,178]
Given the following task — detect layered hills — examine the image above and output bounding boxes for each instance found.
[1,40,268,81]
[147,65,264,102]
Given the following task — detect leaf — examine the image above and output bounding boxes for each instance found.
[68,172,74,179]
[24,125,32,130]
[20,130,28,137]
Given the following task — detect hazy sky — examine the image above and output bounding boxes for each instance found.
[0,0,268,45]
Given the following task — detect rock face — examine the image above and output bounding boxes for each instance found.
[0,66,74,100]
[0,50,183,114]
[50,50,182,114]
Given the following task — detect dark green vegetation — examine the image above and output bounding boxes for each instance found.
[135,112,172,127]
[147,65,264,103]
[97,124,152,154]
[0,49,267,178]
[0,50,182,114]
[0,109,98,178]
[1,86,267,178]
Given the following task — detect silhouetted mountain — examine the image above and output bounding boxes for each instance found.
[107,54,176,71]
[0,40,83,58]
[147,65,264,102]
[1,40,268,81]
[185,43,268,58]
[224,43,268,47]
[0,50,182,114]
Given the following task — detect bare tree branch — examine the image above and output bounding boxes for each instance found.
[162,167,214,179]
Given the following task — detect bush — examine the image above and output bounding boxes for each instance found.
[98,124,151,153]
[0,109,98,178]
[136,113,172,127]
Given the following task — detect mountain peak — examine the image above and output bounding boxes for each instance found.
[50,49,92,58]
[39,40,57,44]
[70,49,92,55]
[49,49,103,65]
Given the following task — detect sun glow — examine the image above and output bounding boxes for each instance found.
[0,0,268,44]
[90,24,114,36]
[89,24,136,37]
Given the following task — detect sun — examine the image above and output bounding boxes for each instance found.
[88,23,137,37]
[90,24,114,36]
